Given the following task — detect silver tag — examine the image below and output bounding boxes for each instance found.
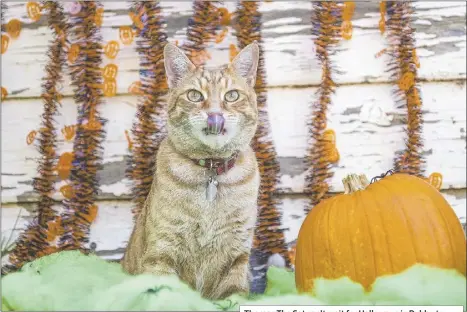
[206,177,219,202]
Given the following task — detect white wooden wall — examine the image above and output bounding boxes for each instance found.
[1,1,466,260]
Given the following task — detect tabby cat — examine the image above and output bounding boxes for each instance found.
[121,41,261,300]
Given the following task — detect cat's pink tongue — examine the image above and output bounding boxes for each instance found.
[206,113,225,135]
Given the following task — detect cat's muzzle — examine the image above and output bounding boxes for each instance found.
[204,113,226,135]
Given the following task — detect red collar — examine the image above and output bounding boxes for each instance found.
[192,152,239,175]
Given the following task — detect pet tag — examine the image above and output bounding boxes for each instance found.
[206,176,219,202]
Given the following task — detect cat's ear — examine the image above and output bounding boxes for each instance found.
[230,41,260,87]
[164,43,196,88]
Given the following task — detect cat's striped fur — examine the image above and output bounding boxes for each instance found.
[121,42,260,300]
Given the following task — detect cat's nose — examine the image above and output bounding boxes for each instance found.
[206,112,225,135]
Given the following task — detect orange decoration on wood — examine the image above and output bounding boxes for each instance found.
[229,44,238,62]
[323,129,339,163]
[102,63,118,80]
[26,2,42,22]
[128,81,143,95]
[60,184,75,199]
[428,172,443,190]
[1,34,9,54]
[124,129,133,151]
[56,152,74,180]
[95,7,104,27]
[61,125,77,141]
[83,107,103,131]
[1,87,7,101]
[119,26,134,45]
[323,129,336,145]
[67,44,80,63]
[26,130,37,145]
[83,204,98,223]
[398,72,415,91]
[46,217,64,242]
[379,2,386,35]
[217,8,231,27]
[326,147,340,163]
[102,78,117,97]
[83,118,102,131]
[379,18,385,34]
[5,19,22,39]
[342,1,356,21]
[379,1,386,15]
[215,28,228,44]
[341,20,353,40]
[104,40,120,59]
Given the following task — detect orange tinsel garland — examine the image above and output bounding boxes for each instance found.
[58,1,107,251]
[3,1,67,274]
[127,1,168,219]
[386,2,425,177]
[182,0,221,67]
[304,2,342,214]
[235,1,289,294]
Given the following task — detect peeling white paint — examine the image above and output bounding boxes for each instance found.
[263,17,302,28]
[2,2,465,98]
[100,180,131,197]
[262,24,312,34]
[2,81,465,201]
[414,19,433,26]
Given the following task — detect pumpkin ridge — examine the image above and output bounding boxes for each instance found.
[359,187,378,286]
[423,181,462,273]
[370,180,394,275]
[391,176,460,267]
[346,191,359,282]
[390,177,446,267]
[410,180,445,267]
[374,180,399,273]
[325,192,336,276]
[314,196,329,280]
[379,178,419,267]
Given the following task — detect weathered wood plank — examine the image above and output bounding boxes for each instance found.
[1,81,465,203]
[2,190,465,261]
[1,1,465,99]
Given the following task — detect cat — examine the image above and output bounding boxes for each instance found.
[121,41,261,300]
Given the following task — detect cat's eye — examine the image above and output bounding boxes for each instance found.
[187,89,204,102]
[224,90,239,102]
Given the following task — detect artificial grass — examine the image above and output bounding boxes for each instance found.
[1,250,466,311]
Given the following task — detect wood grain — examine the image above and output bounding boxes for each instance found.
[2,81,465,203]
[2,190,465,261]
[1,1,465,99]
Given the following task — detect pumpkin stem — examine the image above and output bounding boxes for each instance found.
[343,173,370,194]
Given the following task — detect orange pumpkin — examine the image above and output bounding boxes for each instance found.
[295,172,466,293]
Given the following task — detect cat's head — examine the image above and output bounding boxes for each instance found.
[163,42,259,159]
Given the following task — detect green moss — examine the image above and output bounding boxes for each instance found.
[1,251,466,311]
